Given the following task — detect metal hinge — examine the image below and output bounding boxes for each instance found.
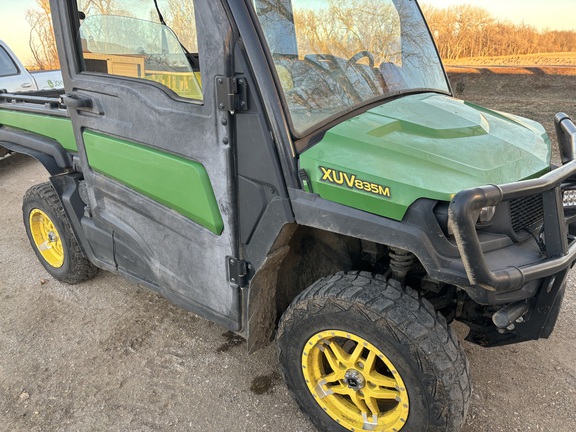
[216,76,248,114]
[227,256,252,287]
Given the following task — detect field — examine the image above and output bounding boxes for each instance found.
[1,71,576,431]
[445,52,576,66]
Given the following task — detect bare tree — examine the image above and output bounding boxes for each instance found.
[25,0,121,70]
[294,0,402,62]
[163,0,199,52]
[25,0,58,70]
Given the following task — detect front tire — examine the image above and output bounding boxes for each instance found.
[23,182,98,284]
[277,272,470,432]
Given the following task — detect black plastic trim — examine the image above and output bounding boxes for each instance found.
[555,112,576,164]
[289,188,469,284]
[244,197,294,269]
[49,173,97,264]
[0,127,72,174]
[290,184,576,304]
[448,159,576,292]
[465,271,568,347]
[228,1,299,189]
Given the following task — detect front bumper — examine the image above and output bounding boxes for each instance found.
[448,114,576,346]
[448,158,576,293]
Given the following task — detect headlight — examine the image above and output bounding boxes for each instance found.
[478,206,496,223]
[563,187,576,208]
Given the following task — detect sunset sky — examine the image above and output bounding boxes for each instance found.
[1,0,575,66]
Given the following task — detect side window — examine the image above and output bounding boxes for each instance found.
[0,47,19,77]
[76,0,202,100]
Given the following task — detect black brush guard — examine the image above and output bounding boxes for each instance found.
[448,114,576,346]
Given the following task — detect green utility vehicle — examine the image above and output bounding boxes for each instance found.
[2,0,576,431]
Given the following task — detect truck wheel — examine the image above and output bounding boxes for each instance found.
[277,272,470,432]
[23,182,98,284]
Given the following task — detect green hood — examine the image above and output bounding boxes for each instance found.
[299,93,551,220]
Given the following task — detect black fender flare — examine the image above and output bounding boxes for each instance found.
[0,126,73,175]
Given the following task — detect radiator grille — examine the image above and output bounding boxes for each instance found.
[509,195,544,233]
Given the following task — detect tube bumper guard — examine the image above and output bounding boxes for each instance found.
[448,119,576,293]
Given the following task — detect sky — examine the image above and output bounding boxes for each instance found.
[427,0,576,31]
[1,0,37,64]
[1,0,576,66]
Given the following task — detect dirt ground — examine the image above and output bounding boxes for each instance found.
[1,71,576,432]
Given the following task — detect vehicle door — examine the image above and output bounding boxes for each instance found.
[0,44,35,92]
[52,0,241,330]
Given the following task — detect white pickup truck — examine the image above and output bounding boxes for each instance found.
[0,40,63,158]
[0,40,63,93]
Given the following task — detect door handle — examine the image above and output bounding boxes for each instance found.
[59,93,103,115]
[20,82,33,88]
[60,93,93,108]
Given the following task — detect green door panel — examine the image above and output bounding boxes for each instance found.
[0,110,77,152]
[300,93,551,220]
[83,131,224,235]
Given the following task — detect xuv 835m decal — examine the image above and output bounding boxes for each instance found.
[320,167,391,198]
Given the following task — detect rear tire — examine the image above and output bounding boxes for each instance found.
[23,182,98,284]
[277,271,470,432]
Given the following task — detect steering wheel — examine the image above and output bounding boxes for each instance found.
[346,51,375,68]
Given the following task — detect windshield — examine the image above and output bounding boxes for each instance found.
[252,0,449,135]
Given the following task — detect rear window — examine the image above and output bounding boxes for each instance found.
[0,47,19,77]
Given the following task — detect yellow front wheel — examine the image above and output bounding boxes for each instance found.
[302,329,409,431]
[23,182,98,284]
[278,272,471,432]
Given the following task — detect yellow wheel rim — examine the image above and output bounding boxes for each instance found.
[302,330,409,431]
[29,209,65,268]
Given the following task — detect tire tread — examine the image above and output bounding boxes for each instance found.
[23,182,98,284]
[277,271,471,432]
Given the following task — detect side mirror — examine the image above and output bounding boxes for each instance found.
[555,113,576,164]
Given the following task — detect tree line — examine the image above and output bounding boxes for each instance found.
[23,0,576,70]
[421,3,576,60]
